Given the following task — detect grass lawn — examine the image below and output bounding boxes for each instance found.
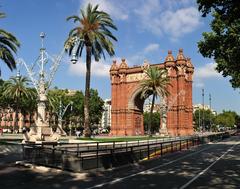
[76,136,167,142]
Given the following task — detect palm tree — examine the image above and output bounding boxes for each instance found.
[0,12,20,74]
[3,76,35,132]
[140,67,170,136]
[64,3,117,137]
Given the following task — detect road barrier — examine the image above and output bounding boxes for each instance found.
[22,131,234,172]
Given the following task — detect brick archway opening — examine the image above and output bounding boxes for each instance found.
[110,49,194,136]
[128,88,145,135]
[128,87,165,135]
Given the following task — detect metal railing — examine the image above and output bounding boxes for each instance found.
[22,132,232,172]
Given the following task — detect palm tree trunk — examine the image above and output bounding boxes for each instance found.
[148,94,156,136]
[83,45,92,137]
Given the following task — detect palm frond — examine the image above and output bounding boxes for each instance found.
[140,67,170,100]
[65,3,117,60]
[0,45,16,70]
[0,12,6,19]
[3,76,33,101]
[0,24,20,73]
[0,29,20,48]
[66,15,81,23]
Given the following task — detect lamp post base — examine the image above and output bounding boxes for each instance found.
[23,124,60,142]
[159,128,169,137]
[56,126,67,136]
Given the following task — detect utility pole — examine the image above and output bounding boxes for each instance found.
[209,93,212,131]
[198,107,201,132]
[202,89,205,133]
[209,94,212,110]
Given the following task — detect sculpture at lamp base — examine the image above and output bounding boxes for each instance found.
[23,120,60,142]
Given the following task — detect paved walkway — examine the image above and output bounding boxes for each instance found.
[0,133,76,140]
[0,135,239,189]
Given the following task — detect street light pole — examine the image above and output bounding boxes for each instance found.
[198,107,201,132]
[209,93,212,131]
[202,89,205,133]
[57,100,73,135]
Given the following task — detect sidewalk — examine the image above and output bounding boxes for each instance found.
[0,133,80,142]
[0,144,23,170]
[0,133,23,141]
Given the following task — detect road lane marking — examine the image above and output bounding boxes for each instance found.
[179,142,239,189]
[84,144,216,189]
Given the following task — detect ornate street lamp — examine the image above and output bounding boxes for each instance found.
[69,37,84,64]
[18,33,65,142]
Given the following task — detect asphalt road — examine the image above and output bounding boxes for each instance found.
[0,135,239,189]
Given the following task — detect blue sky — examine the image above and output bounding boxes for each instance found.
[1,0,240,113]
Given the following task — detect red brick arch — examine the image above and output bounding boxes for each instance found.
[110,49,194,136]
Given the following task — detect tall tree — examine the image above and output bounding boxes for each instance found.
[64,3,117,137]
[140,67,170,135]
[214,110,237,129]
[197,0,240,88]
[89,89,104,128]
[0,12,20,74]
[144,112,160,133]
[193,109,215,131]
[3,76,34,131]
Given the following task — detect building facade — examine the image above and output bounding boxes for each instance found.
[143,103,161,113]
[193,104,216,115]
[110,49,194,136]
[0,108,34,133]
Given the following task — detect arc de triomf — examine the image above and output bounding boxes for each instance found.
[109,49,194,136]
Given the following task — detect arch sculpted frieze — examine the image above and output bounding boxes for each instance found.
[126,72,147,82]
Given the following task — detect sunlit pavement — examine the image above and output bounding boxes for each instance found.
[0,135,239,189]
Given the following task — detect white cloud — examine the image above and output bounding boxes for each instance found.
[126,43,160,66]
[193,81,204,88]
[68,59,111,77]
[80,0,128,20]
[134,0,162,35]
[193,63,222,88]
[195,63,221,79]
[77,0,201,40]
[144,43,159,53]
[160,7,202,40]
[68,57,129,77]
[128,54,145,66]
[134,0,202,40]
[164,0,193,9]
[134,0,160,17]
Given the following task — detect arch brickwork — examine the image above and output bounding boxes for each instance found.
[110,49,194,136]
